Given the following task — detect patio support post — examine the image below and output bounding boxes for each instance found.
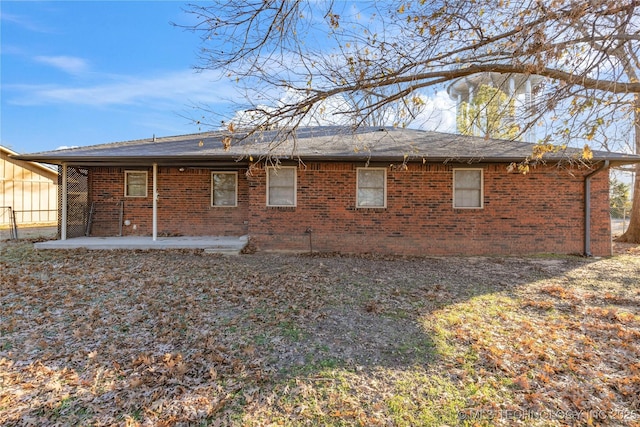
[152,163,158,241]
[61,163,68,240]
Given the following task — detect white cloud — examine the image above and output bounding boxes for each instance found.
[228,88,458,132]
[7,62,457,135]
[0,11,53,33]
[34,55,90,75]
[5,69,232,108]
[412,90,457,133]
[228,89,359,128]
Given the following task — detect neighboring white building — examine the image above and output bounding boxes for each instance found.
[1,145,58,226]
[447,72,544,142]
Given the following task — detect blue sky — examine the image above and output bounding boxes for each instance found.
[1,1,238,154]
[1,1,456,155]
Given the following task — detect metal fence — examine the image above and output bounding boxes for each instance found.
[0,207,59,240]
[0,208,56,226]
[0,206,18,239]
[611,213,630,237]
[1,167,89,240]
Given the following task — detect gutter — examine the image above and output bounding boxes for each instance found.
[584,160,610,257]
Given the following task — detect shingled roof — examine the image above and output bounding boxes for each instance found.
[13,126,640,167]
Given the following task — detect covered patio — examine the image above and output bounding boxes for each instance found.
[34,235,248,254]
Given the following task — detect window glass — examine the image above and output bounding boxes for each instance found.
[267,167,296,206]
[454,169,483,208]
[357,168,386,208]
[125,171,147,197]
[212,172,237,206]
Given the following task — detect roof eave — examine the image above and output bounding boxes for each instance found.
[12,153,640,167]
[4,149,60,176]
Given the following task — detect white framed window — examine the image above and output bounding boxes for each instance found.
[453,168,483,208]
[267,166,296,207]
[124,171,148,198]
[211,172,238,207]
[356,167,386,208]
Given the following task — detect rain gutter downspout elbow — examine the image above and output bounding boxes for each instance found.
[584,160,610,257]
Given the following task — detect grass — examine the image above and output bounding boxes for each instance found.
[279,320,306,341]
[1,240,639,426]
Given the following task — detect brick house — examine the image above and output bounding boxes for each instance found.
[14,127,640,256]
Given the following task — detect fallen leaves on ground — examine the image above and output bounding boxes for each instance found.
[1,241,639,426]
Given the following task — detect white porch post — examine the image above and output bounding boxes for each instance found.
[61,163,68,240]
[152,163,158,241]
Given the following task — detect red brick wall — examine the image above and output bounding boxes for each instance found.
[587,166,612,256]
[86,162,611,256]
[89,167,249,237]
[246,162,611,256]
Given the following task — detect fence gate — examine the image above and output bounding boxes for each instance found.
[0,206,18,239]
[59,166,89,238]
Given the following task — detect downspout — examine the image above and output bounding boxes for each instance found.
[584,160,610,257]
[152,163,158,241]
[61,163,68,240]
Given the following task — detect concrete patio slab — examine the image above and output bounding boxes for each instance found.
[34,235,248,254]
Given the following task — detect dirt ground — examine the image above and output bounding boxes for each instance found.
[613,240,640,256]
[0,225,57,241]
[1,239,639,426]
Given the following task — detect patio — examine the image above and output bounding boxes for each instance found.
[33,235,248,254]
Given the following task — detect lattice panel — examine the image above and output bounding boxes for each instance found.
[58,166,89,238]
